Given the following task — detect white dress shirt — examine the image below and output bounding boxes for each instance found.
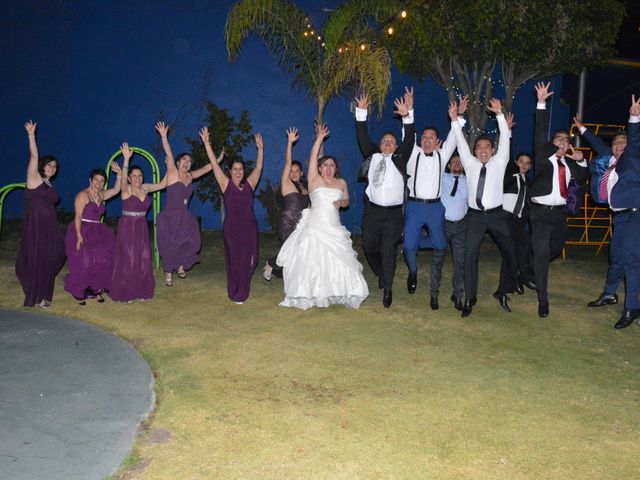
[502,172,527,217]
[451,113,510,210]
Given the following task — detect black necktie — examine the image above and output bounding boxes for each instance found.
[451,176,459,197]
[513,174,526,217]
[476,164,486,210]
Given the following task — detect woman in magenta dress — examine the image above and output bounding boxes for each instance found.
[154,121,214,287]
[15,120,66,308]
[63,150,124,304]
[200,126,263,304]
[109,143,166,302]
[262,127,309,281]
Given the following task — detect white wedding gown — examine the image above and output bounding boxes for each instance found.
[277,187,369,309]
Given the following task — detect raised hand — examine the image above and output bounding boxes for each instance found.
[315,123,330,140]
[403,86,414,111]
[199,127,210,144]
[506,112,516,130]
[487,97,502,115]
[448,100,459,122]
[566,149,584,161]
[356,93,369,110]
[155,121,169,137]
[631,94,640,116]
[535,81,553,103]
[121,142,133,161]
[24,120,37,136]
[111,161,122,176]
[254,133,263,150]
[393,96,409,117]
[286,127,299,144]
[458,95,469,116]
[572,115,584,130]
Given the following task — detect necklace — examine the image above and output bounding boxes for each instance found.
[89,188,100,204]
[43,178,52,187]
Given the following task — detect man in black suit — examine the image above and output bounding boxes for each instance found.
[355,92,415,308]
[529,82,588,318]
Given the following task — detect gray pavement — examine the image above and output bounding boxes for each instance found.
[0,309,155,480]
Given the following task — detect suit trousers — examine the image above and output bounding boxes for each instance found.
[464,209,518,300]
[362,201,404,290]
[431,218,466,299]
[529,203,568,303]
[403,200,447,274]
[602,216,625,297]
[499,212,535,288]
[614,210,640,310]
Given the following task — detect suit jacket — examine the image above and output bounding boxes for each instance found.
[356,118,415,182]
[530,108,588,198]
[503,160,532,219]
[610,121,640,209]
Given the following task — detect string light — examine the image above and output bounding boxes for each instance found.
[400,10,407,19]
[387,27,394,35]
[360,44,366,50]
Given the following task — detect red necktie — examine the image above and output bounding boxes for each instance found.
[556,156,567,199]
[599,159,617,202]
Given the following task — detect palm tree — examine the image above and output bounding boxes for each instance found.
[225,0,398,124]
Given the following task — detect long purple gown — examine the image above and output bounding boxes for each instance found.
[223,182,258,302]
[63,202,116,299]
[15,183,66,306]
[109,195,155,302]
[156,182,200,273]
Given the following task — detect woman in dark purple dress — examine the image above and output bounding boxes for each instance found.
[200,127,263,304]
[15,120,66,308]
[109,143,166,302]
[63,152,123,304]
[263,127,309,280]
[155,121,214,287]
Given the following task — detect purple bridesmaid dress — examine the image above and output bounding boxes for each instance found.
[15,183,66,306]
[109,195,155,302]
[222,182,258,302]
[63,202,116,299]
[156,182,200,273]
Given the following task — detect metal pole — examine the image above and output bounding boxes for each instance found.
[575,70,587,147]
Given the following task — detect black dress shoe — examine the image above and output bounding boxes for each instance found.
[514,284,524,295]
[407,272,417,294]
[614,309,640,329]
[461,298,476,317]
[538,301,549,318]
[383,289,393,308]
[588,293,618,307]
[493,292,511,312]
[430,295,439,310]
[522,280,537,291]
[450,294,463,311]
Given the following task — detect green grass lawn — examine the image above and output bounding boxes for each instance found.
[1,224,638,479]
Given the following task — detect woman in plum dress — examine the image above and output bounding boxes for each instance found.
[262,127,309,281]
[155,122,214,286]
[200,127,263,304]
[63,152,123,304]
[15,120,66,308]
[109,143,166,302]
[277,124,369,309]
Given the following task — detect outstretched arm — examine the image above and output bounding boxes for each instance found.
[199,127,229,192]
[155,121,178,182]
[448,100,473,171]
[393,95,414,174]
[120,142,132,198]
[572,115,610,156]
[355,93,378,158]
[246,133,263,190]
[280,127,299,194]
[24,121,42,188]
[308,124,330,186]
[534,81,554,159]
[488,98,510,166]
[73,191,89,251]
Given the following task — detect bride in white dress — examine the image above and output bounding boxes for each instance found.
[277,124,369,309]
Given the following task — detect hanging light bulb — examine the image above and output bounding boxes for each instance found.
[400,10,407,19]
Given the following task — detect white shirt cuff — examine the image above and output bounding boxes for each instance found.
[355,107,368,122]
[537,102,546,110]
[579,126,587,134]
[402,108,414,124]
[630,115,640,124]
[457,117,467,127]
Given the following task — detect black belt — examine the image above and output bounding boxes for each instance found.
[469,206,501,214]
[446,218,465,224]
[368,201,403,210]
[532,203,566,211]
[408,196,441,204]
[615,207,640,215]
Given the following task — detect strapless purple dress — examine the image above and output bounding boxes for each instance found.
[63,202,116,299]
[156,182,200,273]
[15,183,66,306]
[109,195,155,302]
[222,182,258,302]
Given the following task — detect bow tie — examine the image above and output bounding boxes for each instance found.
[422,152,434,157]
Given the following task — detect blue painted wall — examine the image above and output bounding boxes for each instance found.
[1,0,569,231]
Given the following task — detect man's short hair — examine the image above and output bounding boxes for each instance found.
[473,135,494,150]
[380,131,398,143]
[552,129,570,140]
[515,152,532,162]
[612,130,627,143]
[421,126,440,138]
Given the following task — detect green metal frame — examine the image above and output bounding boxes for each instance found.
[0,182,26,239]
[106,147,162,270]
